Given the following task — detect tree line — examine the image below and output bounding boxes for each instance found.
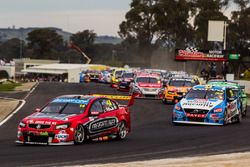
[0,0,249,67]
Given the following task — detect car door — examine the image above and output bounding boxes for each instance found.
[88,99,118,135]
[98,98,119,129]
[226,88,238,118]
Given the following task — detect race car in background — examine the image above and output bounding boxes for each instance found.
[98,70,112,83]
[172,85,242,125]
[110,68,126,88]
[129,73,163,98]
[86,70,100,82]
[162,77,200,104]
[207,80,248,116]
[16,94,133,145]
[117,72,135,91]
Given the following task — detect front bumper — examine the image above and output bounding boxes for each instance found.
[164,93,184,103]
[16,140,74,145]
[17,127,75,145]
[172,110,224,125]
[172,120,223,126]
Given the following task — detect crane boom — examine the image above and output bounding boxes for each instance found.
[68,41,91,64]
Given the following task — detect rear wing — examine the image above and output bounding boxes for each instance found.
[92,94,135,107]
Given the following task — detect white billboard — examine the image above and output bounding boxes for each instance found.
[208,20,224,42]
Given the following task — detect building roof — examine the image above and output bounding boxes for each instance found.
[22,63,109,74]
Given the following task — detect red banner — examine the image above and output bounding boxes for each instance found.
[175,49,227,61]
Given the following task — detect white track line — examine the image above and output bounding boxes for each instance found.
[0,82,39,126]
[0,100,26,126]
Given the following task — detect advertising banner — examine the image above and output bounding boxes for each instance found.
[175,47,227,61]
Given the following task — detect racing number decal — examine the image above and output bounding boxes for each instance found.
[88,117,118,134]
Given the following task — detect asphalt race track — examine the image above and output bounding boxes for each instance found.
[0,82,250,167]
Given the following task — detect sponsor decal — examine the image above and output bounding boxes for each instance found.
[88,117,118,134]
[181,99,222,110]
[28,113,76,121]
[28,120,57,125]
[52,98,89,104]
[186,113,206,118]
[55,130,69,141]
[175,48,227,61]
[227,100,238,115]
[92,94,131,100]
[40,132,49,136]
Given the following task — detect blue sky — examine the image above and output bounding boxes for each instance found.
[0,0,238,36]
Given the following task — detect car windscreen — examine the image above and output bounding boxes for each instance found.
[136,77,158,83]
[41,102,86,114]
[123,73,134,78]
[169,80,185,87]
[186,89,224,100]
[115,71,123,77]
[184,81,197,87]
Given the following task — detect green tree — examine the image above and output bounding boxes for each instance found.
[228,0,250,59]
[0,38,24,60]
[26,28,64,59]
[69,30,96,63]
[193,0,229,49]
[119,0,197,66]
[70,30,96,49]
[154,0,194,48]
[119,0,159,66]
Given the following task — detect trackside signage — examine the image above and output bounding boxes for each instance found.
[175,48,227,61]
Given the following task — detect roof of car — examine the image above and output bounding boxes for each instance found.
[55,95,96,101]
[207,81,240,88]
[170,77,193,81]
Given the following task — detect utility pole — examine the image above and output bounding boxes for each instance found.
[223,21,227,50]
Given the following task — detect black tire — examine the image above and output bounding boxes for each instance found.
[172,116,177,126]
[116,121,127,140]
[223,110,228,125]
[242,105,247,117]
[74,125,85,145]
[236,108,242,123]
[162,97,167,104]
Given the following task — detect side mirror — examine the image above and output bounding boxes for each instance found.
[35,108,41,112]
[90,111,99,116]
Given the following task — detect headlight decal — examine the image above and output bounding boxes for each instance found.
[19,121,26,128]
[55,123,71,130]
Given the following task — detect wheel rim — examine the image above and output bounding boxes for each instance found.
[118,122,127,139]
[74,125,84,143]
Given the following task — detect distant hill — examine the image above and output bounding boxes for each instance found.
[0,27,122,45]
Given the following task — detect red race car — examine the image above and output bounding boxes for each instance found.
[16,94,133,145]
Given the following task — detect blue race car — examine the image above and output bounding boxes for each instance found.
[172,85,242,125]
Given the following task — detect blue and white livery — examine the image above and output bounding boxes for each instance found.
[172,85,242,125]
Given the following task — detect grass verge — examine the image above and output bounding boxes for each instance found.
[0,83,21,91]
